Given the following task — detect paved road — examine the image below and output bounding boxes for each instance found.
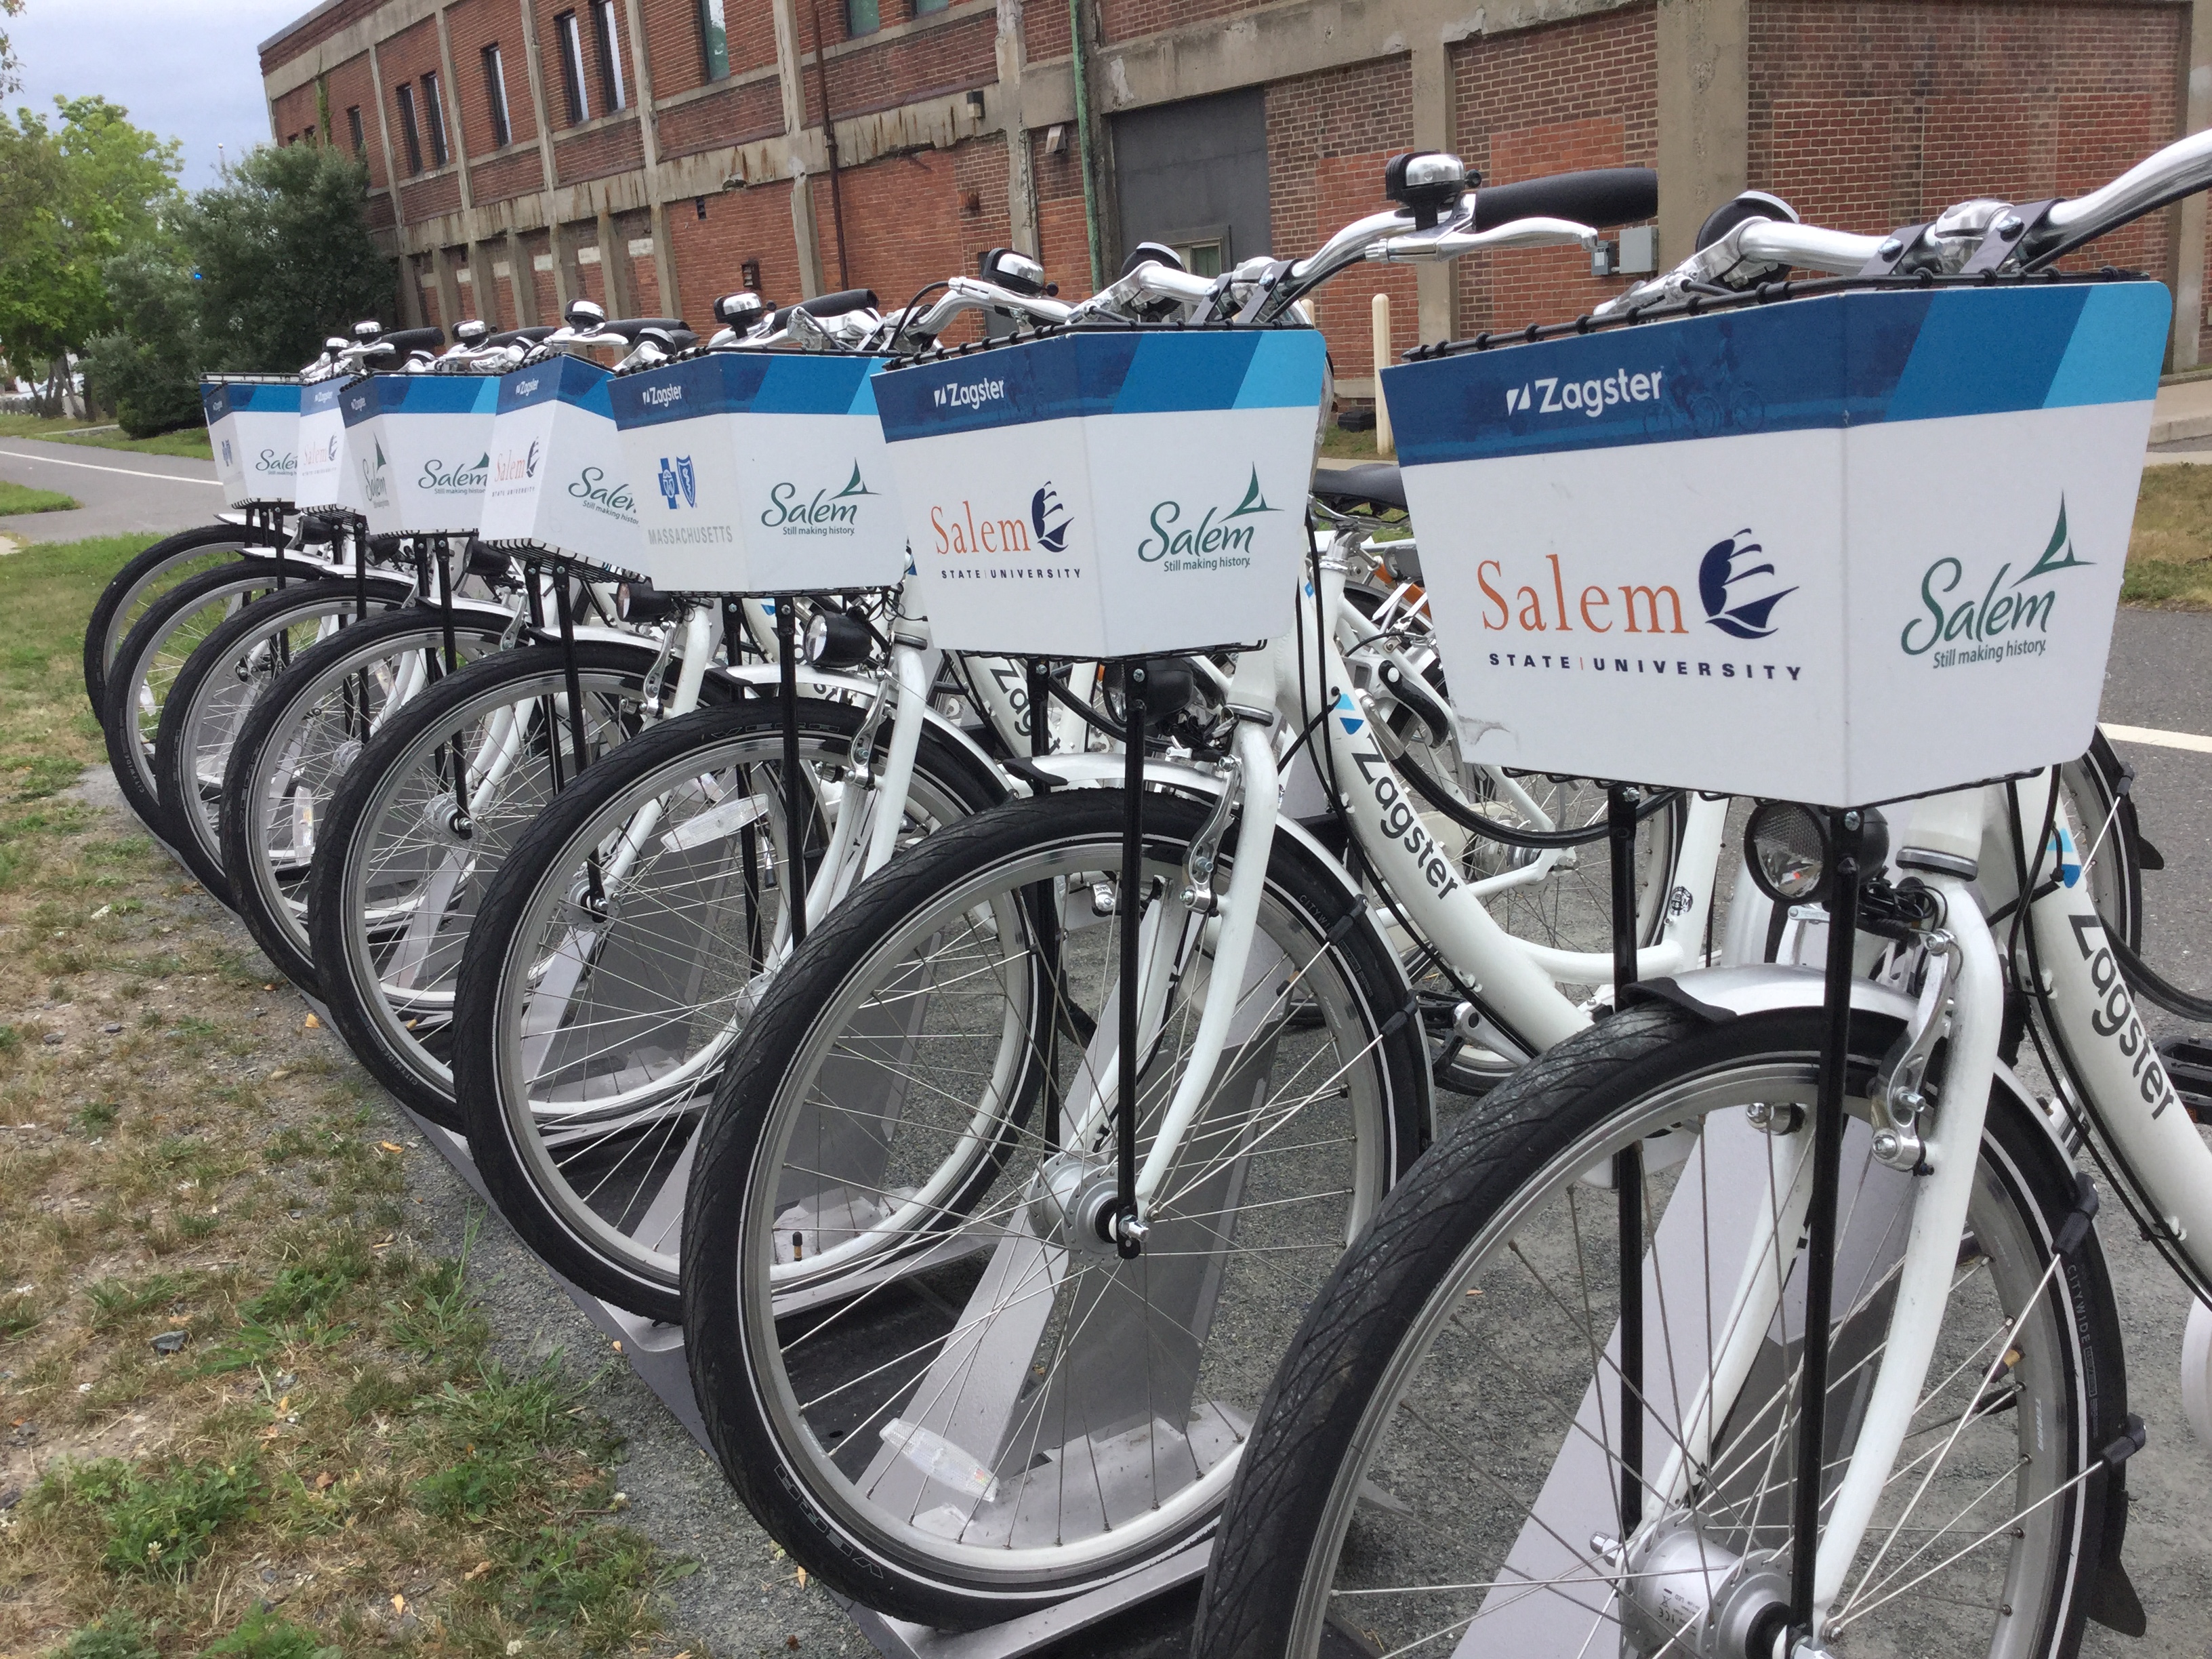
[45,457,2212,1657]
[0,434,222,542]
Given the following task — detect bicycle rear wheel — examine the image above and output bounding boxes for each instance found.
[100,557,377,833]
[683,788,1431,1627]
[152,581,408,905]
[305,640,729,1126]
[454,697,1005,1317]
[83,523,272,714]
[1192,1001,2126,1659]
[218,607,514,994]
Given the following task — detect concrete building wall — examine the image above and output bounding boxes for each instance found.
[259,0,2211,370]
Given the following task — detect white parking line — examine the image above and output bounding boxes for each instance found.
[0,448,221,487]
[2102,722,2212,755]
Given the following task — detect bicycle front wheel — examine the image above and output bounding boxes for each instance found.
[1193,1000,2125,1659]
[682,788,1431,1628]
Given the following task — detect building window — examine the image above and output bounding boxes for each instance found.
[914,0,950,13]
[483,45,512,147]
[697,0,729,81]
[395,81,424,174]
[554,11,590,125]
[845,0,880,35]
[589,0,626,113]
[346,105,365,155]
[422,69,449,166]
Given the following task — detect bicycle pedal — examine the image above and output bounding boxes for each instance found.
[2154,1036,2212,1123]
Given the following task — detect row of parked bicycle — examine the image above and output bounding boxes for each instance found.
[82,131,2212,1658]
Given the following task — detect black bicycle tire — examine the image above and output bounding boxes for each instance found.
[1191,1002,2127,1659]
[304,640,732,1129]
[83,523,273,714]
[99,558,390,838]
[682,788,1433,1629]
[456,697,1008,1319]
[217,607,518,998]
[152,580,409,906]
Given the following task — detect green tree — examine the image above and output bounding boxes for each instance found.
[184,142,394,373]
[0,95,180,410]
[0,0,23,102]
[80,244,203,436]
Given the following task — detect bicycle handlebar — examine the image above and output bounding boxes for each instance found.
[1471,167,1657,232]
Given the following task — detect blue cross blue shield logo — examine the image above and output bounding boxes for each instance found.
[658,455,697,510]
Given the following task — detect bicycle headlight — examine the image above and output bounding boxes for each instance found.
[1744,800,1831,905]
[1744,802,1890,907]
[804,608,874,670]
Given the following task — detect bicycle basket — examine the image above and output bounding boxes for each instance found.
[476,353,644,575]
[1382,279,2170,804]
[874,326,1328,657]
[340,371,501,537]
[607,350,907,595]
[200,375,300,508]
[294,376,369,516]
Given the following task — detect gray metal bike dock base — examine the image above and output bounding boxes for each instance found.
[374,1068,1209,1659]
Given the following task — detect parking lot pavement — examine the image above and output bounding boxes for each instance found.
[0,434,222,541]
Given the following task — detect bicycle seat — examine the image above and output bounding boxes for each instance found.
[1312,462,1406,513]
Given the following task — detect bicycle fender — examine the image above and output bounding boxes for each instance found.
[1641,964,2078,1167]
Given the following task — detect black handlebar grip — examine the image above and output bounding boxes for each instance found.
[375,326,447,354]
[487,325,558,347]
[798,288,880,319]
[1473,167,1658,232]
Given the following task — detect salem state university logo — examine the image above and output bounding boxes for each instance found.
[1698,529,1795,640]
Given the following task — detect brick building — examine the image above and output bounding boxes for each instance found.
[259,0,2212,394]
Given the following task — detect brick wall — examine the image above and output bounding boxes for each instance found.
[443,0,532,161]
[664,180,806,312]
[469,146,542,204]
[1031,127,1092,298]
[554,115,647,183]
[1099,0,1248,46]
[806,10,998,125]
[804,131,1012,326]
[1267,56,1417,379]
[261,0,386,75]
[324,57,385,186]
[273,83,321,145]
[1452,4,1658,339]
[1747,0,2185,340]
[657,75,785,159]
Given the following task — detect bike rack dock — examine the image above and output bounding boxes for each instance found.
[383,1088,1208,1659]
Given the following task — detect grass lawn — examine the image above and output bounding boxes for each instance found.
[0,535,699,1658]
[0,414,212,462]
[2124,466,2212,609]
[0,481,79,515]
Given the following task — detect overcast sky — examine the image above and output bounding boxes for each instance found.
[9,0,308,188]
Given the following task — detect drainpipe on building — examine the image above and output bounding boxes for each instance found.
[1067,0,1104,290]
[804,0,852,289]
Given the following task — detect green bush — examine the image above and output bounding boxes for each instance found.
[80,247,201,438]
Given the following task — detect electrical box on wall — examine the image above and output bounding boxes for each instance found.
[1619,224,1658,274]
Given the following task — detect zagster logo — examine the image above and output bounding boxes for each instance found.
[1698,529,1795,640]
[641,384,684,409]
[1504,367,1664,419]
[1900,497,2091,667]
[1137,468,1276,567]
[1030,484,1071,554]
[657,455,697,510]
[934,376,1007,412]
